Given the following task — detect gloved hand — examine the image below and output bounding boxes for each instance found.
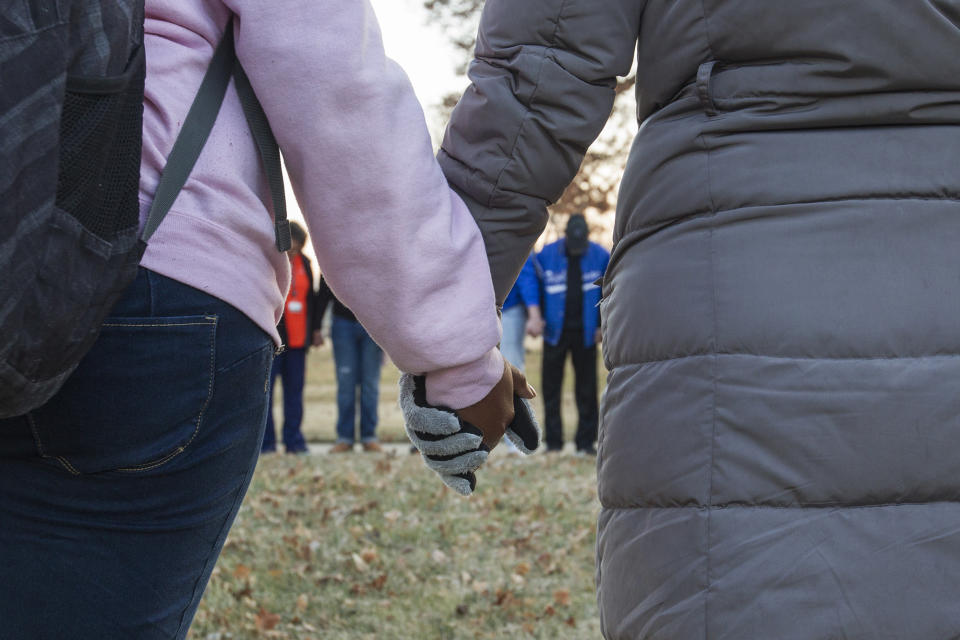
[399,367,540,496]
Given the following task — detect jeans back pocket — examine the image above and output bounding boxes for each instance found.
[29,315,218,474]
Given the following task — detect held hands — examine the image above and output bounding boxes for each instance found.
[458,359,536,449]
[525,306,545,338]
[399,359,540,496]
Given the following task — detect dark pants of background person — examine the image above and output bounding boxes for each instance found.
[542,330,598,451]
[261,347,308,453]
[0,268,273,640]
[331,315,382,444]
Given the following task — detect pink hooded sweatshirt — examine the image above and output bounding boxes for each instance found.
[139,0,503,409]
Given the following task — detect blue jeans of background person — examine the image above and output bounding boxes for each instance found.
[0,268,273,640]
[261,347,308,453]
[500,304,527,373]
[332,315,382,443]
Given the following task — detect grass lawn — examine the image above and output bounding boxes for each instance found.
[189,342,608,639]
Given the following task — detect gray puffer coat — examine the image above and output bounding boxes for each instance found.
[440,1,960,638]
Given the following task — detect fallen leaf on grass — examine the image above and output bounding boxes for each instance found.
[254,608,281,632]
[296,594,309,612]
[352,502,378,517]
[570,527,592,545]
[502,533,534,551]
[554,589,571,606]
[232,565,252,580]
[351,553,369,573]
[230,583,252,601]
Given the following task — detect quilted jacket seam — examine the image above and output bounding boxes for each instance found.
[609,352,960,369]
[619,193,960,241]
[700,126,720,640]
[600,500,960,510]
[697,7,719,631]
[697,7,719,630]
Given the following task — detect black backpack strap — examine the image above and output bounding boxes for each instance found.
[232,65,291,252]
[141,17,290,252]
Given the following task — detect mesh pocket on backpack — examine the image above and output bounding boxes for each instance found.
[55,44,144,241]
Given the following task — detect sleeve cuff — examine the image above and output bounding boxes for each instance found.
[425,348,505,410]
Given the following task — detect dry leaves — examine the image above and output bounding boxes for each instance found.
[350,553,369,573]
[191,445,602,639]
[254,608,280,632]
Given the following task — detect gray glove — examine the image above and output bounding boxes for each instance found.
[399,373,540,495]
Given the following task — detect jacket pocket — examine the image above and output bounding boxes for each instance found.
[28,315,217,474]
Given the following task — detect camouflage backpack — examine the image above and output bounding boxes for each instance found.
[0,2,288,418]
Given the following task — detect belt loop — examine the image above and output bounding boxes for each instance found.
[696,60,719,116]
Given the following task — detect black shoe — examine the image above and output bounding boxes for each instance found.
[575,446,597,457]
[545,444,563,453]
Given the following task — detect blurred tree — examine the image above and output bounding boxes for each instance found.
[423,0,636,242]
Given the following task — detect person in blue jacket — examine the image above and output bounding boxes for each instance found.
[531,214,609,454]
[499,254,542,374]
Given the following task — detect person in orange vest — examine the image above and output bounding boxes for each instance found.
[262,222,322,454]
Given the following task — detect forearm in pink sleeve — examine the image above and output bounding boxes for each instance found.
[225,0,502,408]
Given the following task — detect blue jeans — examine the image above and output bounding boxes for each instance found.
[262,347,308,452]
[0,268,274,639]
[500,304,527,373]
[331,315,382,443]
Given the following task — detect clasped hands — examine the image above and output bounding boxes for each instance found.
[399,357,540,495]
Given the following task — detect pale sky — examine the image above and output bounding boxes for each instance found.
[368,0,467,111]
